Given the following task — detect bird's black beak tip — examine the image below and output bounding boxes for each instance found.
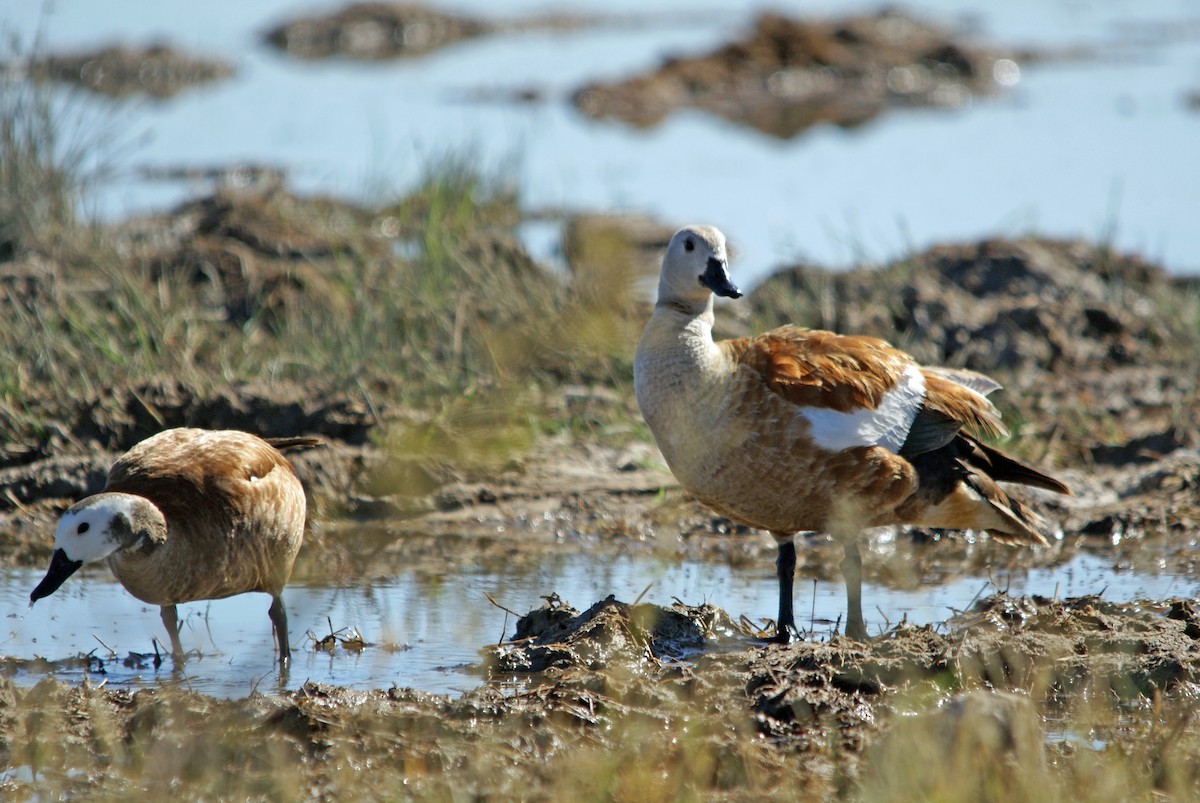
[30,548,83,603]
[700,256,742,299]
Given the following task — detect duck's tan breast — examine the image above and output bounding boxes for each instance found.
[635,318,742,490]
[637,332,917,535]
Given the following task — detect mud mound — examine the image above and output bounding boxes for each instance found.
[3,378,375,471]
[263,3,489,60]
[261,2,618,63]
[574,9,1019,138]
[953,594,1200,698]
[117,187,380,261]
[486,594,744,674]
[752,237,1172,376]
[113,186,544,345]
[479,591,1200,778]
[492,591,1200,713]
[25,44,234,99]
[0,378,381,554]
[1057,448,1200,547]
[120,189,377,326]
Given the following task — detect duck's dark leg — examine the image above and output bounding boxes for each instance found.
[160,604,184,657]
[269,594,290,666]
[771,534,797,643]
[840,541,868,640]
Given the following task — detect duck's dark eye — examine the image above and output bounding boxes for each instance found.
[684,238,695,252]
[77,522,90,535]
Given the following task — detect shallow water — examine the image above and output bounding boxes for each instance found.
[5,0,1200,277]
[2,545,1193,698]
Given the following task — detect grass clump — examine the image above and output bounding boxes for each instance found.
[0,65,77,259]
[0,32,123,262]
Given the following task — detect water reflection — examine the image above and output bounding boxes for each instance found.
[1,549,1192,698]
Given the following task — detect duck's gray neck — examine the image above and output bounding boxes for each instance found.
[654,295,715,336]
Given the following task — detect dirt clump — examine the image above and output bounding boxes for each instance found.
[487,590,1200,756]
[261,2,627,63]
[116,188,381,327]
[486,594,743,673]
[22,44,235,99]
[952,594,1200,698]
[750,237,1175,377]
[574,9,1022,138]
[263,3,490,60]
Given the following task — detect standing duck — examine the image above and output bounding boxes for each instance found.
[634,225,1071,641]
[30,428,317,665]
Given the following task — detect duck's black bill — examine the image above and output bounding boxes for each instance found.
[30,548,83,603]
[700,256,742,298]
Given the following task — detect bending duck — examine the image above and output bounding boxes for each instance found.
[30,428,317,665]
[634,225,1071,641]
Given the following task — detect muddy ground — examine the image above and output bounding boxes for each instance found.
[3,205,1195,568]
[2,186,1199,794]
[3,591,1200,798]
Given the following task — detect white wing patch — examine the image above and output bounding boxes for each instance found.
[924,366,1002,397]
[799,363,926,453]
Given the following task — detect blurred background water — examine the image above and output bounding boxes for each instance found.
[5,0,1199,281]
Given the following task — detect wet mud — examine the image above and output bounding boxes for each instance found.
[1,197,1197,566]
[573,9,1027,138]
[262,3,490,61]
[2,186,1198,795]
[261,2,619,62]
[5,591,1200,797]
[19,44,235,99]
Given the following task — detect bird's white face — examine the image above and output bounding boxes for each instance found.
[31,493,144,605]
[53,495,139,564]
[657,225,740,307]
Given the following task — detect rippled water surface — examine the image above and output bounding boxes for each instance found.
[2,545,1194,697]
[6,0,1200,277]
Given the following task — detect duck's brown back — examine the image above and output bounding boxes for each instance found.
[104,428,307,605]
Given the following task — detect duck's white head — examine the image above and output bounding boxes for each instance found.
[30,493,154,604]
[656,225,741,311]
